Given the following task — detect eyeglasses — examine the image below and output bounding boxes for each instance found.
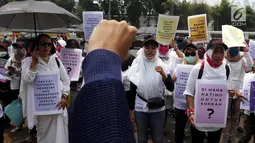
[39,42,53,47]
[185,52,196,57]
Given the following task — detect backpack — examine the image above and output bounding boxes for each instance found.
[198,62,230,80]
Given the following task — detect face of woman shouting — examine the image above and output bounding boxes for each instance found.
[38,36,53,58]
[144,41,158,60]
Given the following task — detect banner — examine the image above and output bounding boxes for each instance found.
[33,72,62,115]
[222,25,245,48]
[240,73,255,111]
[156,14,179,45]
[174,64,194,102]
[82,11,103,41]
[60,48,82,81]
[188,14,208,42]
[194,80,228,129]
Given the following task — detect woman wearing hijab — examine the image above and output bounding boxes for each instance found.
[197,46,206,61]
[223,42,253,143]
[4,41,27,132]
[158,40,184,128]
[55,39,66,59]
[20,34,70,143]
[125,36,174,143]
[172,43,200,143]
[185,39,231,143]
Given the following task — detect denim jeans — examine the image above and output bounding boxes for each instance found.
[135,110,165,143]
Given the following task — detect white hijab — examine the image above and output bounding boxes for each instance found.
[126,48,169,100]
[203,48,227,80]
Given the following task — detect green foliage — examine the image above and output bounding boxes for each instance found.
[5,0,255,31]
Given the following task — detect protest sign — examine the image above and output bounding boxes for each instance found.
[34,72,62,115]
[174,64,194,102]
[249,39,255,59]
[194,80,228,128]
[222,25,245,48]
[250,81,255,111]
[60,48,82,81]
[156,14,179,45]
[241,73,255,111]
[82,11,103,41]
[188,14,208,42]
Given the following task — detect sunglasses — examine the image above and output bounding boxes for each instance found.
[185,52,196,57]
[39,42,53,47]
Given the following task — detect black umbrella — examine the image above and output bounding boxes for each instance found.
[0,0,80,36]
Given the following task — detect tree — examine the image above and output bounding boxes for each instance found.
[75,0,100,19]
[126,0,142,28]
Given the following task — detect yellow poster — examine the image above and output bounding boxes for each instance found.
[156,14,179,45]
[222,25,245,48]
[188,14,208,42]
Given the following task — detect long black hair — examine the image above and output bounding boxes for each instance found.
[33,34,56,55]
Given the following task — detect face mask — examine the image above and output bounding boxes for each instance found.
[0,52,7,57]
[158,45,169,55]
[228,49,239,57]
[56,46,63,52]
[177,42,183,48]
[185,56,196,63]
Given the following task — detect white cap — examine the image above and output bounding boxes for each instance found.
[57,39,66,47]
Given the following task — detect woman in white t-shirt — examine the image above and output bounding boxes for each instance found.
[223,42,253,143]
[185,39,238,143]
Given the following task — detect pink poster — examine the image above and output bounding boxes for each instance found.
[194,80,228,128]
[60,48,82,81]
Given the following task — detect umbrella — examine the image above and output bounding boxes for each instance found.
[7,28,70,33]
[0,0,80,35]
[137,27,157,34]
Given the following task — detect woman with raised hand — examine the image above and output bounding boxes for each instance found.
[20,34,70,143]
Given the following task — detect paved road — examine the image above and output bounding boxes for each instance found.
[3,115,253,143]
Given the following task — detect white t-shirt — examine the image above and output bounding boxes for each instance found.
[184,63,228,132]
